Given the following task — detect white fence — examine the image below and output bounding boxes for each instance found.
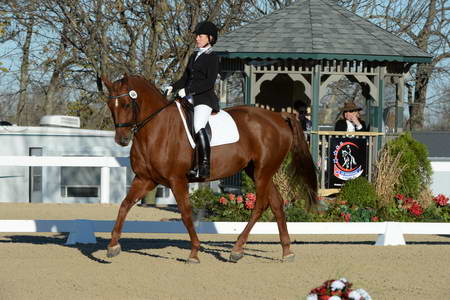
[1,157,450,247]
[2,219,450,246]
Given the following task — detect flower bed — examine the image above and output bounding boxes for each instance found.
[190,187,450,223]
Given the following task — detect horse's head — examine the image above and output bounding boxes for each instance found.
[102,73,139,146]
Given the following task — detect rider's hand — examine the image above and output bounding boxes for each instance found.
[178,88,186,98]
[165,86,173,96]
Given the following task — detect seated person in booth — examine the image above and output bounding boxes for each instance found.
[293,100,312,131]
[335,102,367,132]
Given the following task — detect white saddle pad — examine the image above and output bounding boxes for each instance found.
[175,101,239,148]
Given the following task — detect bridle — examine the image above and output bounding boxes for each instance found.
[108,90,175,134]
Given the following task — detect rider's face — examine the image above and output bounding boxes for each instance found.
[196,34,210,48]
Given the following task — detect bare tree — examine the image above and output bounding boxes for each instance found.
[339,0,450,130]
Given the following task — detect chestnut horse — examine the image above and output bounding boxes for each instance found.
[102,74,317,263]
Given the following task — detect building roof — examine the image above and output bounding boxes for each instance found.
[214,0,432,63]
[412,132,450,160]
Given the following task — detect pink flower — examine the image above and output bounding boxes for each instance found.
[219,196,228,205]
[246,193,256,202]
[371,216,379,222]
[228,194,236,202]
[236,195,244,203]
[245,199,255,209]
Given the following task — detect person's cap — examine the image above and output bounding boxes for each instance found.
[340,102,362,112]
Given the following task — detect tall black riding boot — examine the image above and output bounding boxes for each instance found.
[188,128,210,179]
[196,128,211,179]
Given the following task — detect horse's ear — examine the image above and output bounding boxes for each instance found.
[122,73,129,84]
[102,75,113,90]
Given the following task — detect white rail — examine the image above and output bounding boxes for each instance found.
[1,219,450,246]
[0,156,130,204]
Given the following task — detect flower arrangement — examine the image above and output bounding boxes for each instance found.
[395,194,423,217]
[307,278,371,300]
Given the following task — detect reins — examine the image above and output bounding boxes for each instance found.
[132,98,176,133]
[108,91,176,134]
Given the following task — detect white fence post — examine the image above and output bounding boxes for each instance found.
[65,219,97,245]
[375,222,406,246]
[100,167,111,204]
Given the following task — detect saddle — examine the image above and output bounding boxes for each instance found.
[176,98,212,141]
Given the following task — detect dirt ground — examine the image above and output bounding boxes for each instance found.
[1,203,449,299]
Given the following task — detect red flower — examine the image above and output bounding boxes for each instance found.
[395,193,405,201]
[433,194,449,207]
[409,202,423,216]
[236,195,243,203]
[344,213,351,222]
[403,197,414,205]
[283,198,289,206]
[371,216,379,222]
[219,196,228,205]
[228,194,236,202]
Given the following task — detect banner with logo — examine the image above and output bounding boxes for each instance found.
[327,137,368,188]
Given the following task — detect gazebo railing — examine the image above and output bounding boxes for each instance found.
[306,131,385,196]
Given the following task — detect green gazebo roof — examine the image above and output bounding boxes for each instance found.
[214,0,432,63]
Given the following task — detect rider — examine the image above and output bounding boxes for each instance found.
[166,21,220,180]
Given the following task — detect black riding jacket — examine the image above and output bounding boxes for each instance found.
[172,48,220,112]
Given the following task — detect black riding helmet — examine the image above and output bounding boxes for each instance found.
[193,21,218,45]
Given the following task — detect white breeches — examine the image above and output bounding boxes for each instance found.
[194,104,212,133]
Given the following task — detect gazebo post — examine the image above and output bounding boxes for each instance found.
[377,66,387,149]
[311,64,321,165]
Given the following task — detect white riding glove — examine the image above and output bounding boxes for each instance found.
[165,86,173,96]
[178,88,186,98]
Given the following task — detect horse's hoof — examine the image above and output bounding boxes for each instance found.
[229,251,244,263]
[107,244,121,258]
[282,253,295,263]
[186,257,200,264]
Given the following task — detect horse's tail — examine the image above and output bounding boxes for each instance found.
[282,113,319,210]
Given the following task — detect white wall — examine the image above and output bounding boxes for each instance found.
[0,126,130,203]
[431,161,450,196]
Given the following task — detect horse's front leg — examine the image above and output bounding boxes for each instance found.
[170,179,201,264]
[107,177,155,258]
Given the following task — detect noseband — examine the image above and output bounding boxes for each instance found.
[109,91,175,134]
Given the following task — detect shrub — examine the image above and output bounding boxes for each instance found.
[373,146,404,209]
[273,153,312,211]
[337,176,379,209]
[189,187,219,217]
[385,132,432,199]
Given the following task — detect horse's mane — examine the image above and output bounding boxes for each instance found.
[127,75,168,103]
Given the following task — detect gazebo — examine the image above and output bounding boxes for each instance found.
[214,0,432,164]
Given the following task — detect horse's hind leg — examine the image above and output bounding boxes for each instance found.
[170,179,201,264]
[107,177,155,258]
[267,180,294,261]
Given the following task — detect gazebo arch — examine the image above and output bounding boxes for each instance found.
[214,0,432,163]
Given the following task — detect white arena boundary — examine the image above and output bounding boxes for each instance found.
[1,219,450,246]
